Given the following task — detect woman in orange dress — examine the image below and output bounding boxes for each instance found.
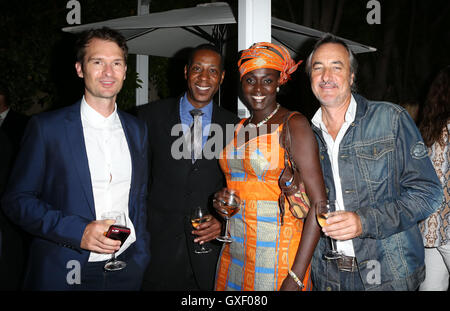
[214,42,327,291]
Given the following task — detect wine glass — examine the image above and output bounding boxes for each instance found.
[101,211,128,271]
[215,189,241,243]
[190,206,212,254]
[316,200,343,260]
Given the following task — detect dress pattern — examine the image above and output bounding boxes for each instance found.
[215,118,312,291]
[419,123,450,247]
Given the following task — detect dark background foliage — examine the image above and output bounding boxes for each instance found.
[0,0,449,119]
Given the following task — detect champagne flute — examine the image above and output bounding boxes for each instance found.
[215,189,241,243]
[316,200,343,260]
[190,206,212,254]
[101,211,128,271]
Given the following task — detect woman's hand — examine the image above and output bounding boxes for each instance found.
[280,274,303,291]
[212,187,232,219]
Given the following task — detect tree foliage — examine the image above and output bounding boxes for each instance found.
[272,0,450,108]
[0,1,144,113]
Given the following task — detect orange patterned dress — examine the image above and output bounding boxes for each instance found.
[215,118,312,291]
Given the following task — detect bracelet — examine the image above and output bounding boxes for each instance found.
[288,270,304,290]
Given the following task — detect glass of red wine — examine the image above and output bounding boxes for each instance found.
[101,211,129,271]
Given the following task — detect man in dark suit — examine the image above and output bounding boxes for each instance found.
[138,44,239,290]
[1,27,150,290]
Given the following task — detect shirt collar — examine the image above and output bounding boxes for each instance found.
[311,94,357,131]
[80,96,118,128]
[180,92,213,121]
[0,107,9,119]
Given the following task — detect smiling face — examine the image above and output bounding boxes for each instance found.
[241,68,280,114]
[184,49,225,108]
[75,38,127,105]
[310,43,354,108]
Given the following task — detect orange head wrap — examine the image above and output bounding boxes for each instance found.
[238,42,302,85]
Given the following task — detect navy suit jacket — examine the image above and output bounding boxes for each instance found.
[1,101,150,290]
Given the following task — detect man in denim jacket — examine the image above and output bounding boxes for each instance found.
[307,34,443,290]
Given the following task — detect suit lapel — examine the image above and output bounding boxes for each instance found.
[192,103,223,167]
[208,103,220,140]
[164,97,183,136]
[64,102,96,217]
[117,111,138,216]
[166,98,193,168]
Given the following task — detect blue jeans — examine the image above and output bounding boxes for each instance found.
[339,269,366,291]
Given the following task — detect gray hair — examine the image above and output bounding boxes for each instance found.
[305,34,358,92]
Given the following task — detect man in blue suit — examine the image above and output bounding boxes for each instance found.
[1,27,150,290]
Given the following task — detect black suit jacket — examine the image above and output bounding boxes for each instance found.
[137,97,239,290]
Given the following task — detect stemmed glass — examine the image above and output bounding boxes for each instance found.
[316,200,343,260]
[190,206,212,254]
[215,189,242,243]
[101,211,128,271]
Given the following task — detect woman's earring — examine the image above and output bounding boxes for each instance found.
[277,87,280,93]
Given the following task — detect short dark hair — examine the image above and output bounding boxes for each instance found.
[305,34,358,91]
[186,44,224,71]
[419,65,450,147]
[75,27,128,67]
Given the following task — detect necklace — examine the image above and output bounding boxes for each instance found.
[248,103,281,128]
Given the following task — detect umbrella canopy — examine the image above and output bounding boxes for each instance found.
[62,2,376,58]
[63,3,234,57]
[271,17,376,55]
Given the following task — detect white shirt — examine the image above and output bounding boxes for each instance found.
[311,95,357,257]
[0,108,9,127]
[80,97,136,262]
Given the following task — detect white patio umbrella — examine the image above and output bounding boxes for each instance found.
[62,2,376,58]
